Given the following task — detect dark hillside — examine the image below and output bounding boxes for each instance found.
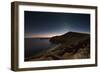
[25,32,90,61]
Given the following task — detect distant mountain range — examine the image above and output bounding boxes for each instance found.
[25,32,90,61]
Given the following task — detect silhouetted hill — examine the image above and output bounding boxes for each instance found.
[49,31,90,44]
[25,32,90,61]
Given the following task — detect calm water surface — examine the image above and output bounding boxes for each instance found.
[25,38,55,58]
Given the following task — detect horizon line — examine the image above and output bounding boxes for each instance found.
[25,31,90,38]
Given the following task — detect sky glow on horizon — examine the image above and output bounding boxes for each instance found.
[24,11,90,38]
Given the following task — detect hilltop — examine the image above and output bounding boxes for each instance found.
[25,32,90,61]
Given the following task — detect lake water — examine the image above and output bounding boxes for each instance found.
[24,38,55,59]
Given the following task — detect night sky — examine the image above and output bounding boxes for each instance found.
[24,11,90,38]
